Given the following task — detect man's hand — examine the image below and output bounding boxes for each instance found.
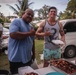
[29,28,35,36]
[44,30,51,36]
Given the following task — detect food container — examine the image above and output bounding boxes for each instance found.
[50,59,76,75]
[18,66,39,75]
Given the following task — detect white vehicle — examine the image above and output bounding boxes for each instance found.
[60,19,76,58]
[2,27,9,51]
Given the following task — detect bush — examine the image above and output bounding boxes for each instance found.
[0,17,4,25]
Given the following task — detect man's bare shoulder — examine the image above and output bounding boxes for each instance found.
[39,20,46,27]
[58,21,63,27]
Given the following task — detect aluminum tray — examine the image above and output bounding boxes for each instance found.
[50,59,76,75]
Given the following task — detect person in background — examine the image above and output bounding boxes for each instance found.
[0,23,3,55]
[8,9,35,74]
[36,6,65,67]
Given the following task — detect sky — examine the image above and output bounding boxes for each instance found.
[0,0,69,16]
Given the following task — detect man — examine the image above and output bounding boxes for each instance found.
[36,7,65,67]
[8,9,35,74]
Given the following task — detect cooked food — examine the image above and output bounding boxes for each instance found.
[51,59,76,74]
[24,72,38,75]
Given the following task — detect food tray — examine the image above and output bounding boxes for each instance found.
[18,66,39,75]
[50,59,76,75]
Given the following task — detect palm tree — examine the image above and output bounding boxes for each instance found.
[7,0,34,17]
[66,0,76,18]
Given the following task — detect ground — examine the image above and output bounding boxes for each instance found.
[0,53,43,71]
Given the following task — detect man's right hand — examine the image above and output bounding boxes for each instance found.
[44,31,51,36]
[29,28,35,36]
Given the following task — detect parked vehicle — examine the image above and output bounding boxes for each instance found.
[2,27,9,51]
[60,19,76,58]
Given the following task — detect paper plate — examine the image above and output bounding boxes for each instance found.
[52,40,64,45]
[46,72,66,75]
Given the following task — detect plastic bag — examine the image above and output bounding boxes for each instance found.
[31,59,39,69]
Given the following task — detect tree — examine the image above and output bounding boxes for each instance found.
[0,12,11,25]
[41,5,50,19]
[59,0,76,19]
[35,5,50,20]
[59,11,72,19]
[7,0,34,17]
[66,0,76,18]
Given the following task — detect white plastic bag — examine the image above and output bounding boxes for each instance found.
[31,59,39,69]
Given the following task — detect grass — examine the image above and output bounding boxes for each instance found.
[35,39,44,64]
[0,39,44,70]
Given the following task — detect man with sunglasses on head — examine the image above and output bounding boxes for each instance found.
[36,6,65,67]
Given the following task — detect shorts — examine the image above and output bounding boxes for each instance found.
[43,48,61,60]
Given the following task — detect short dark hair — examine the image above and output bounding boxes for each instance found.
[48,6,57,12]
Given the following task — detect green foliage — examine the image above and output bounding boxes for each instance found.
[60,0,76,19]
[31,23,38,31]
[7,0,34,17]
[35,5,50,19]
[0,17,4,25]
[60,11,72,19]
[66,0,76,12]
[34,26,38,31]
[5,18,11,23]
[0,16,11,25]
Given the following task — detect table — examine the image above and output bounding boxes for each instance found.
[65,57,76,64]
[36,66,56,75]
[36,58,76,75]
[17,58,76,75]
[18,66,56,75]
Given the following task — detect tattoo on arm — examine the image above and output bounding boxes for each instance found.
[60,29,64,32]
[60,29,64,36]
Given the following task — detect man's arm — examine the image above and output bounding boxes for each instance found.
[2,36,8,39]
[36,21,45,37]
[59,22,66,44]
[36,20,51,37]
[10,28,35,40]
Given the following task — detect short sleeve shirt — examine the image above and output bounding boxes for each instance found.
[8,18,34,63]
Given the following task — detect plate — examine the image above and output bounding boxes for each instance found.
[52,40,64,45]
